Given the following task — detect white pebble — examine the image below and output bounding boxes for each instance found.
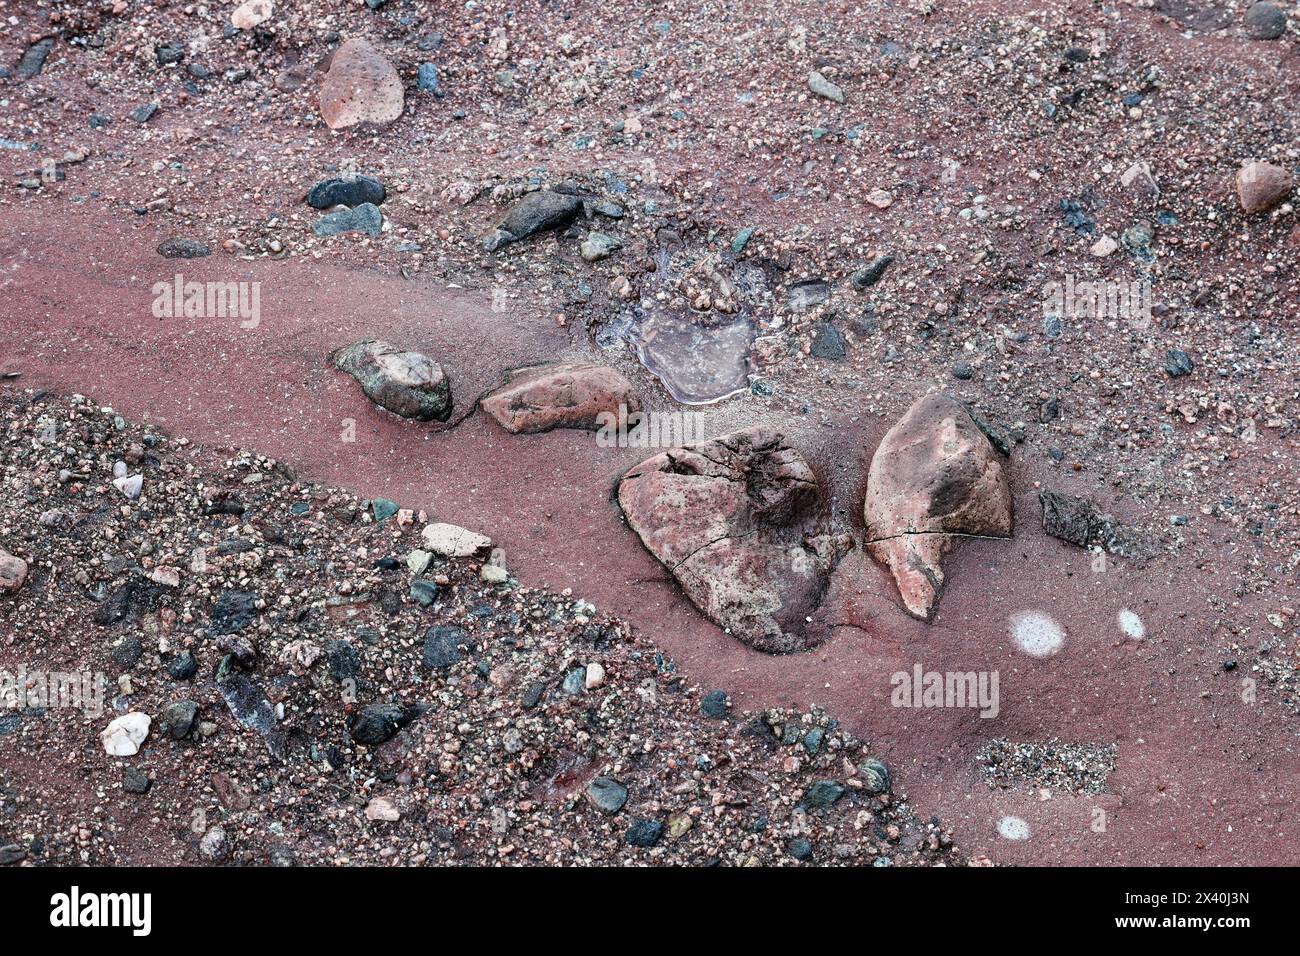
[100,712,151,756]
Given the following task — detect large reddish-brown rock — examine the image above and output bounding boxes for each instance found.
[481,362,640,434]
[1236,161,1293,214]
[617,427,848,653]
[0,548,28,594]
[864,394,1012,620]
[319,39,404,130]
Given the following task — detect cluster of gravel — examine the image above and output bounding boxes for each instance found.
[0,390,962,866]
[977,738,1117,796]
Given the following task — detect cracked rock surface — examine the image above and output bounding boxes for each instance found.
[617,427,847,654]
[864,393,1013,621]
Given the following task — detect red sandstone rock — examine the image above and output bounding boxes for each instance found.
[617,427,848,653]
[0,549,28,594]
[1236,161,1293,214]
[319,39,404,131]
[481,362,640,434]
[863,393,1013,620]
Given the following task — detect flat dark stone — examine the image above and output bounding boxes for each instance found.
[16,39,55,80]
[422,626,466,670]
[350,702,414,745]
[306,175,386,209]
[157,237,211,259]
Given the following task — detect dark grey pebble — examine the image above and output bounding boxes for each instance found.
[625,819,664,847]
[306,175,386,209]
[422,626,466,670]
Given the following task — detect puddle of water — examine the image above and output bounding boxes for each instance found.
[633,311,754,405]
[596,245,763,405]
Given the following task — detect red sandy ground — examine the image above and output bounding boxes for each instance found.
[2,203,1296,865]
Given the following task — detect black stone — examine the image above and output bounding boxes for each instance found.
[313,202,383,237]
[1164,348,1194,377]
[484,191,583,251]
[804,780,845,809]
[700,690,729,718]
[16,39,55,80]
[158,700,198,739]
[423,626,466,670]
[167,650,199,681]
[122,767,152,794]
[324,639,360,683]
[155,42,185,66]
[111,637,144,669]
[211,590,257,635]
[350,702,414,745]
[410,579,440,607]
[851,254,894,289]
[522,681,546,709]
[131,102,160,124]
[810,323,846,360]
[306,175,386,209]
[625,819,664,847]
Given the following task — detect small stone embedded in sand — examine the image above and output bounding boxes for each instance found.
[1009,611,1065,657]
[313,202,383,237]
[113,474,143,500]
[1038,489,1157,561]
[333,339,451,422]
[483,190,584,251]
[319,38,405,130]
[580,232,621,261]
[101,712,151,756]
[231,0,274,30]
[584,775,628,813]
[365,796,401,822]
[1245,2,1288,40]
[481,361,641,434]
[997,816,1031,841]
[1236,160,1293,214]
[866,188,894,209]
[618,426,849,653]
[306,174,386,209]
[0,549,28,593]
[1120,161,1159,196]
[157,237,212,259]
[1090,235,1118,257]
[421,522,492,557]
[808,70,844,103]
[1118,609,1145,639]
[864,394,1013,621]
[149,566,180,588]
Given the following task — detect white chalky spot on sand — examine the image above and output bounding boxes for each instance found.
[997,816,1031,841]
[1009,611,1065,657]
[1118,609,1145,639]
